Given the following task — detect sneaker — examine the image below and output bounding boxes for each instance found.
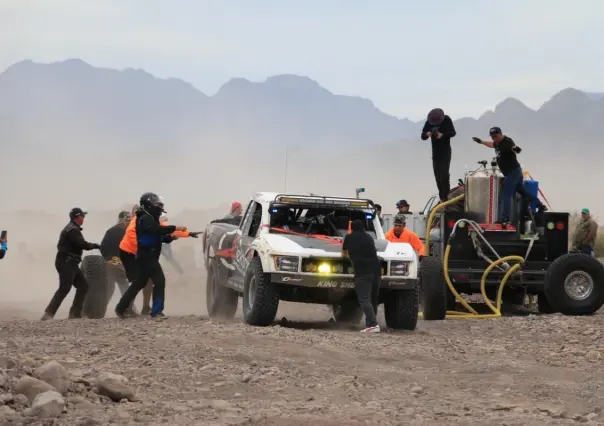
[40,313,53,321]
[141,306,151,315]
[151,312,168,320]
[114,310,125,319]
[360,325,380,333]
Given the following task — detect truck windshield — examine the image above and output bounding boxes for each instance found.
[268,206,377,239]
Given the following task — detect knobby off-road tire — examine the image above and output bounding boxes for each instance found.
[537,292,557,314]
[206,259,238,319]
[543,253,604,315]
[384,286,419,330]
[334,301,363,325]
[81,255,112,319]
[419,256,447,320]
[242,257,280,326]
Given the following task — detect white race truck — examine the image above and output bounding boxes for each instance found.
[203,193,421,329]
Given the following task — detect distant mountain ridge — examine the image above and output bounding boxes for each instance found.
[0,58,602,213]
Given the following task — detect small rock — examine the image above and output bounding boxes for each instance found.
[95,372,137,402]
[24,390,65,418]
[0,393,13,405]
[0,373,6,389]
[0,356,18,370]
[410,386,424,394]
[34,360,72,394]
[12,393,29,407]
[366,401,381,409]
[586,412,599,420]
[76,417,102,426]
[241,374,252,383]
[0,405,16,416]
[211,399,234,411]
[585,350,601,361]
[15,375,56,404]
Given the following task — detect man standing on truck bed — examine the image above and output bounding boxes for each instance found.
[421,108,457,203]
[42,208,101,320]
[342,219,381,333]
[573,208,598,256]
[385,214,425,258]
[474,127,546,226]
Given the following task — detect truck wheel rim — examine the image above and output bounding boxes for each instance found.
[563,271,594,301]
[248,276,257,307]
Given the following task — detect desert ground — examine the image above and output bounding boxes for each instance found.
[1,246,603,425]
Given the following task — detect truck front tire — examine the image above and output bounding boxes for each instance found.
[242,257,280,326]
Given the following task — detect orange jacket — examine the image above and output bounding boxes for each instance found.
[384,228,425,256]
[119,217,189,255]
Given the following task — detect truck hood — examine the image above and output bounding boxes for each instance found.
[257,233,416,260]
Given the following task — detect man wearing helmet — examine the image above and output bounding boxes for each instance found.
[385,214,425,258]
[42,208,101,320]
[115,193,188,318]
[421,108,457,203]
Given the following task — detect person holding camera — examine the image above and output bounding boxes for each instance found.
[473,127,546,225]
[421,108,457,203]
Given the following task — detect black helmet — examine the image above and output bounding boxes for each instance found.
[427,108,445,126]
[139,192,165,216]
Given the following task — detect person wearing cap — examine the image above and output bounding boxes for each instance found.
[421,108,457,202]
[99,210,138,316]
[384,214,425,258]
[42,208,101,320]
[342,219,381,333]
[223,202,243,222]
[473,127,546,225]
[396,200,411,214]
[572,208,598,256]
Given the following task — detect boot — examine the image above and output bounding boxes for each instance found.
[141,306,151,315]
[40,312,53,321]
[68,310,82,319]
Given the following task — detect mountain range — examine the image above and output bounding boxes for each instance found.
[0,59,602,215]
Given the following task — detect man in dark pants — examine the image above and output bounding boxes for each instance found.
[421,108,457,202]
[115,193,187,318]
[100,210,138,316]
[42,208,100,320]
[474,127,546,225]
[342,219,381,333]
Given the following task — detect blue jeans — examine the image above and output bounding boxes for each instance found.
[499,167,541,222]
[578,244,593,256]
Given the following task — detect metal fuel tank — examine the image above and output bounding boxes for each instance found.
[464,164,503,224]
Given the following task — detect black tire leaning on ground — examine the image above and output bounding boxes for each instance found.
[334,300,363,324]
[419,256,447,320]
[384,286,419,330]
[81,255,112,319]
[242,256,280,326]
[543,253,604,316]
[206,258,238,319]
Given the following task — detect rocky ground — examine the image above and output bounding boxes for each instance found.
[0,300,603,426]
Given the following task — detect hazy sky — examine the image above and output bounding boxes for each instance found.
[1,0,602,120]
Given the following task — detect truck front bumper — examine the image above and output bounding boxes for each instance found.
[270,273,418,290]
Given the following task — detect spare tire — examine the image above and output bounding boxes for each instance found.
[81,255,112,319]
[543,253,604,316]
[419,256,447,320]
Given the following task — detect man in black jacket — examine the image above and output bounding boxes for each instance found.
[42,208,100,320]
[100,210,138,316]
[421,108,457,202]
[342,219,381,333]
[474,127,546,224]
[115,193,188,318]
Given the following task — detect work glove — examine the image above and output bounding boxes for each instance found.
[472,137,482,144]
[92,243,101,250]
[189,232,202,238]
[512,145,522,154]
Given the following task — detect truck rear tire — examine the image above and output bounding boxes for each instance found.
[544,253,604,315]
[384,286,419,330]
[242,257,280,326]
[206,259,238,319]
[81,255,111,319]
[419,256,447,320]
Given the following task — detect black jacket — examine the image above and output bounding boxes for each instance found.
[100,224,126,261]
[135,211,176,260]
[421,115,456,158]
[56,221,96,262]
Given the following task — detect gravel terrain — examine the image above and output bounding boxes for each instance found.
[1,297,603,425]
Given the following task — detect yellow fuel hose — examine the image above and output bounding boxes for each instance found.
[420,193,526,320]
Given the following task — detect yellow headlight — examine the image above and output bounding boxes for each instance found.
[317,263,331,274]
